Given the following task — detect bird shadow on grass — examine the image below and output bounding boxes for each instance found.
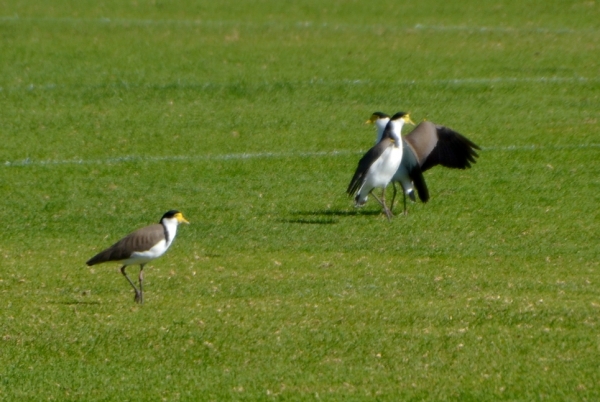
[281,208,382,224]
[282,217,339,224]
[296,209,382,217]
[49,300,102,305]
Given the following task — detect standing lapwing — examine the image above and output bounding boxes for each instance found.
[347,112,414,220]
[86,210,189,303]
[366,112,480,214]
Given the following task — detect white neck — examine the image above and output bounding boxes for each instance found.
[375,118,390,144]
[161,217,180,246]
[389,119,405,145]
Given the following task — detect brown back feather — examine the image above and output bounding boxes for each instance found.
[86,224,166,266]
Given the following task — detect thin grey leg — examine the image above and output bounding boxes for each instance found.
[121,265,142,303]
[137,264,145,304]
[371,189,393,221]
[381,188,393,221]
[390,182,398,213]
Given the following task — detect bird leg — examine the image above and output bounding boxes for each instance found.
[390,182,398,213]
[371,188,393,221]
[370,190,383,206]
[396,182,410,216]
[381,188,393,221]
[121,265,142,303]
[137,264,145,304]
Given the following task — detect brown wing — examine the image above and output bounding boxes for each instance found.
[347,138,393,196]
[86,224,166,266]
[404,121,480,172]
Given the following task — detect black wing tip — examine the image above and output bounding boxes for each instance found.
[346,179,361,197]
[444,130,481,168]
[346,180,357,196]
[416,186,430,203]
[86,250,110,266]
[409,166,430,203]
[414,185,429,202]
[463,138,481,152]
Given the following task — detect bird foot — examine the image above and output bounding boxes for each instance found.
[134,291,143,304]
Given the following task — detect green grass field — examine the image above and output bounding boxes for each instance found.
[1,0,599,400]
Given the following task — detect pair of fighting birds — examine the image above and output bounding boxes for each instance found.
[347,112,480,220]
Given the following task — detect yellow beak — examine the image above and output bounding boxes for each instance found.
[176,213,190,224]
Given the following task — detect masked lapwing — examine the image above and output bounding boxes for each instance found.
[347,112,414,220]
[366,112,480,214]
[86,210,189,304]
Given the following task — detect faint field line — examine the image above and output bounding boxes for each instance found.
[1,76,597,93]
[3,144,599,168]
[411,24,594,35]
[0,15,596,35]
[2,151,354,168]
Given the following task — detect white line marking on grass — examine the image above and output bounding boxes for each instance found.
[1,76,597,94]
[2,150,355,167]
[412,24,594,35]
[336,76,598,86]
[429,76,596,85]
[3,145,599,168]
[481,144,600,152]
[0,15,596,35]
